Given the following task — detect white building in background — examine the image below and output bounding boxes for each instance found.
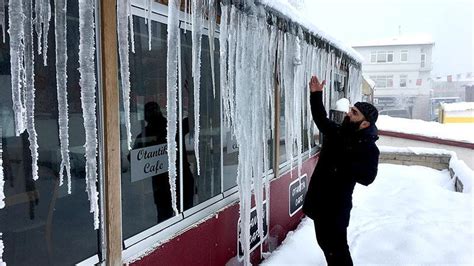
[352,34,435,120]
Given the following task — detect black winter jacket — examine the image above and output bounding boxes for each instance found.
[302,91,379,227]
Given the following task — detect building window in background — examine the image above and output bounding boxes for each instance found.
[370,51,376,63]
[400,75,407,87]
[421,53,426,68]
[370,75,394,88]
[401,50,408,62]
[375,51,393,63]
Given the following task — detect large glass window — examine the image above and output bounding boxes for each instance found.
[180,32,222,204]
[0,1,100,264]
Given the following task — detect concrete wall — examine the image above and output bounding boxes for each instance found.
[379,151,464,192]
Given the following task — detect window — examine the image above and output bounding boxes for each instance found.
[0,4,100,265]
[400,75,407,87]
[400,50,408,62]
[376,51,387,63]
[370,52,376,63]
[370,75,394,88]
[375,51,393,63]
[420,53,426,68]
[387,51,394,62]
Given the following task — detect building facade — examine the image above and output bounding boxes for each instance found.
[353,35,435,120]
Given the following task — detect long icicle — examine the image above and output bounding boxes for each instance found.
[24,0,39,181]
[78,0,99,229]
[117,0,132,150]
[9,0,26,136]
[55,0,72,192]
[166,0,180,216]
[191,0,203,175]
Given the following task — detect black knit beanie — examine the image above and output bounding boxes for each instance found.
[354,102,379,124]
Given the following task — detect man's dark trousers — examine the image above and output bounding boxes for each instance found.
[314,220,353,266]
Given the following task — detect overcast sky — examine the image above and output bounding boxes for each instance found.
[298,0,473,77]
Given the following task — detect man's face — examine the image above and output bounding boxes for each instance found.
[346,106,366,124]
[342,106,369,131]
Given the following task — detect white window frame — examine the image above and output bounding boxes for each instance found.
[371,75,394,88]
[400,50,408,62]
[375,50,393,63]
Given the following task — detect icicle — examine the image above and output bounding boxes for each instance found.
[78,0,99,229]
[24,0,39,181]
[34,0,51,65]
[0,233,4,266]
[191,0,204,175]
[127,0,135,53]
[166,0,180,216]
[145,0,152,50]
[55,0,72,192]
[219,3,229,125]
[0,0,5,43]
[208,0,216,98]
[9,0,26,136]
[0,124,4,209]
[117,0,132,150]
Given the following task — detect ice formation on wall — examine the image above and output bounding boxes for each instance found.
[55,0,72,193]
[35,0,52,65]
[191,0,204,175]
[166,0,180,216]
[78,0,100,229]
[220,4,275,264]
[117,0,133,150]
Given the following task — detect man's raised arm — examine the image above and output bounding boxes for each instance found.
[309,76,337,135]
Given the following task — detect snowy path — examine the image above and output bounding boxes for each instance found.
[261,164,473,265]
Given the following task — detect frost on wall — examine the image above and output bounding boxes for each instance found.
[78,0,99,229]
[166,0,180,216]
[55,0,72,193]
[117,0,133,150]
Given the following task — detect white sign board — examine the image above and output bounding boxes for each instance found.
[130,144,168,182]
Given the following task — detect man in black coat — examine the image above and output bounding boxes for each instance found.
[302,76,380,265]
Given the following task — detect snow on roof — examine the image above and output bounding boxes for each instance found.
[441,102,474,112]
[363,75,376,88]
[258,0,363,63]
[352,34,434,47]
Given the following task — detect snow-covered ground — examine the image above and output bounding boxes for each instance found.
[376,115,474,144]
[261,163,474,265]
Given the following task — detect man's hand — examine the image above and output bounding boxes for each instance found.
[309,76,326,92]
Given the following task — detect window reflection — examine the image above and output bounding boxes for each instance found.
[0,1,100,264]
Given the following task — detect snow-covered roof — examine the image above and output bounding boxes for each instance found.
[259,0,363,63]
[441,102,474,112]
[352,34,434,48]
[363,76,376,88]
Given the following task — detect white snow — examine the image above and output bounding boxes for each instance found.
[352,33,434,47]
[55,0,72,192]
[259,0,363,63]
[262,163,474,265]
[376,115,474,144]
[441,102,474,112]
[79,0,100,229]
